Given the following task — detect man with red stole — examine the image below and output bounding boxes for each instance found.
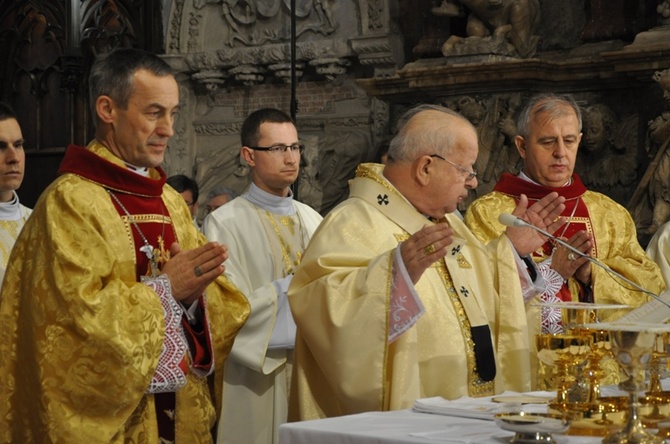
[0,48,249,443]
[465,93,664,387]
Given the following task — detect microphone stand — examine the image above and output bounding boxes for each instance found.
[499,214,669,308]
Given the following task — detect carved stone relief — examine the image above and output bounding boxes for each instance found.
[161,0,670,248]
[628,68,670,238]
[438,0,541,59]
[576,103,638,205]
[163,0,402,216]
[443,94,521,208]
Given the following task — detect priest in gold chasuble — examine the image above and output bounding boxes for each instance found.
[0,48,249,443]
[288,104,567,421]
[465,93,663,389]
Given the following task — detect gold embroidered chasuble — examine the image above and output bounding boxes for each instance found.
[464,176,664,387]
[465,179,663,319]
[288,163,531,421]
[0,141,249,443]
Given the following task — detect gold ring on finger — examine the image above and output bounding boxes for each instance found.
[423,244,436,256]
[567,253,577,261]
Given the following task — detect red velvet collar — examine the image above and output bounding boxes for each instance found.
[58,144,167,196]
[493,172,587,200]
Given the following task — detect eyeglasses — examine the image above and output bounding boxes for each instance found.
[430,154,477,181]
[248,144,304,155]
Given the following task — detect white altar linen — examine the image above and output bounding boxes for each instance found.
[278,409,604,444]
[280,383,670,443]
[412,391,553,420]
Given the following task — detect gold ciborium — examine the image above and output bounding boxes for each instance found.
[538,302,627,406]
[584,322,670,444]
[536,333,592,410]
[648,332,670,394]
[574,326,614,407]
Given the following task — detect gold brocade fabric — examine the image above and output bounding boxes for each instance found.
[464,190,665,388]
[0,142,249,443]
[256,208,305,277]
[288,163,531,421]
[0,212,28,269]
[465,190,664,315]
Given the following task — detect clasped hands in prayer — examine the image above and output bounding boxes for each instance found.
[551,231,593,284]
[161,241,228,305]
[402,192,571,284]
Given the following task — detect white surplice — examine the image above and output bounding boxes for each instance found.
[202,184,322,444]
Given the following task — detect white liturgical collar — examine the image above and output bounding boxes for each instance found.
[0,191,23,221]
[244,182,295,216]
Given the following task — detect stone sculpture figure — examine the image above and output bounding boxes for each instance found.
[575,103,638,205]
[626,69,670,240]
[439,0,541,58]
[642,69,670,234]
[448,94,521,208]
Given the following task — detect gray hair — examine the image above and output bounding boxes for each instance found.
[207,186,238,201]
[88,48,174,127]
[516,93,583,138]
[387,103,473,163]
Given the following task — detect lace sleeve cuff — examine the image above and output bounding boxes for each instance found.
[388,246,426,343]
[536,260,565,299]
[143,274,188,394]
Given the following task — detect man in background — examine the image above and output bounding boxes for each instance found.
[0,102,31,284]
[205,185,238,215]
[202,108,322,444]
[167,173,200,226]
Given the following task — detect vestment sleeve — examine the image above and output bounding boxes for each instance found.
[202,210,284,374]
[647,223,670,288]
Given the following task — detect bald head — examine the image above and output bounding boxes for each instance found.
[383,104,479,218]
[387,104,475,164]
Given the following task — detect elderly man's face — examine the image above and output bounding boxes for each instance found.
[206,193,230,214]
[423,122,479,218]
[516,105,582,188]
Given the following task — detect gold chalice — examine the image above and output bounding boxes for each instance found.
[647,332,670,394]
[583,322,670,444]
[535,333,592,411]
[538,302,627,407]
[574,327,614,406]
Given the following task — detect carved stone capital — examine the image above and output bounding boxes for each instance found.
[228,65,266,86]
[350,35,402,72]
[267,62,305,83]
[309,58,351,81]
[191,69,228,91]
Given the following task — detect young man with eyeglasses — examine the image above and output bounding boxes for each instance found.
[201,108,322,444]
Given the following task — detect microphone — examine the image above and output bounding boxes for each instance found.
[498,213,670,312]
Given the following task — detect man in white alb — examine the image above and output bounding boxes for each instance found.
[202,108,322,444]
[0,102,31,284]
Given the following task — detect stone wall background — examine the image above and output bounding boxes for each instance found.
[161,0,670,244]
